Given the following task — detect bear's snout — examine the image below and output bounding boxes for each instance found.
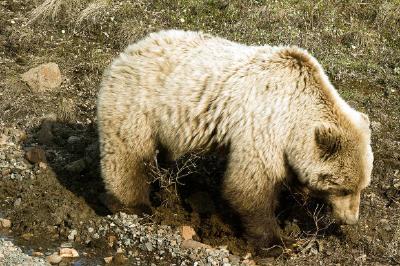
[334,209,359,225]
[329,193,361,225]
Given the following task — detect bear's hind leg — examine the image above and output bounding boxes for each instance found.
[99,115,156,214]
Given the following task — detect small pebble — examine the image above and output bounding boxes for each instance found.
[104,256,113,263]
[46,253,62,264]
[0,218,11,228]
[14,198,22,207]
[59,247,79,258]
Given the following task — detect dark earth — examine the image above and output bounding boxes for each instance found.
[0,0,399,265]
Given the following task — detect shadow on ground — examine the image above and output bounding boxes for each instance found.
[23,118,343,256]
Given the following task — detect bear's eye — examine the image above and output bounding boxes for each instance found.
[319,174,333,182]
[337,188,353,196]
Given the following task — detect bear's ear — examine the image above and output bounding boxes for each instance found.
[314,124,342,159]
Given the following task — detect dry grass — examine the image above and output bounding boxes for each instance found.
[146,152,200,196]
[76,0,110,26]
[28,0,89,23]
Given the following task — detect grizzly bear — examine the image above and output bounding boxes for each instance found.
[97,30,373,248]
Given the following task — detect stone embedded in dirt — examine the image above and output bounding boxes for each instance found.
[104,256,113,263]
[60,242,73,248]
[180,225,197,240]
[38,162,47,169]
[59,247,79,258]
[21,233,33,240]
[145,242,154,252]
[68,229,78,241]
[13,198,21,207]
[0,218,11,228]
[181,239,212,250]
[65,159,86,174]
[0,134,8,146]
[32,251,44,257]
[1,168,11,177]
[46,253,62,264]
[37,122,54,145]
[25,147,46,163]
[243,252,252,259]
[242,259,256,265]
[228,254,240,264]
[21,62,62,92]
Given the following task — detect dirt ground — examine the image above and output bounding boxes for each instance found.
[0,0,399,265]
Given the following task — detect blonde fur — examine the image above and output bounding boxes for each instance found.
[97,30,373,247]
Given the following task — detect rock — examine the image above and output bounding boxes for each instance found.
[14,198,22,207]
[21,63,62,92]
[0,134,8,146]
[243,252,252,259]
[104,256,113,263]
[68,229,77,241]
[145,242,153,252]
[180,225,196,240]
[242,259,256,265]
[59,247,79,258]
[228,255,240,264]
[38,162,47,169]
[116,247,124,254]
[0,218,11,228]
[1,168,11,177]
[181,239,212,250]
[46,253,62,264]
[37,122,54,145]
[65,159,86,173]
[21,233,33,240]
[32,252,44,257]
[25,147,46,163]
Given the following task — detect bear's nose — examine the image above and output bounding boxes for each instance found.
[332,207,359,225]
[343,215,358,225]
[337,210,359,225]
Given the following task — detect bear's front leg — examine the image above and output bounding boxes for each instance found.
[98,119,156,215]
[222,154,287,253]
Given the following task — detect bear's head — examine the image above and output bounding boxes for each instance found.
[293,112,373,225]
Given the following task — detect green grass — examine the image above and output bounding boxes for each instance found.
[27,0,400,91]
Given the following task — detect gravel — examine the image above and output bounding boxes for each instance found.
[88,212,251,265]
[0,239,50,266]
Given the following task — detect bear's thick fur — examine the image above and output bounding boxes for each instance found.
[97,30,373,247]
